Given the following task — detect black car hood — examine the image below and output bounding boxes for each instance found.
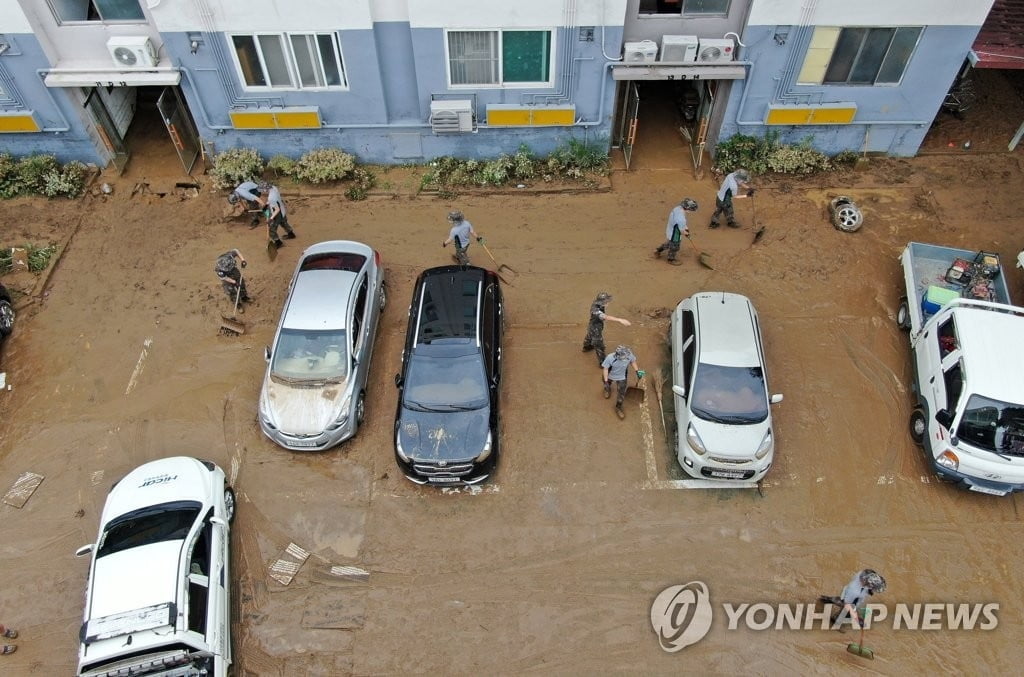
[398,407,490,462]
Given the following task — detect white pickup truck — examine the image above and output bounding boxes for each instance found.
[898,242,1024,496]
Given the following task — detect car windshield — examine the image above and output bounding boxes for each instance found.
[956,395,1024,456]
[404,350,488,410]
[690,363,768,423]
[97,501,201,558]
[271,328,349,383]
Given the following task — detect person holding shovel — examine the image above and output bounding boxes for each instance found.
[261,182,296,249]
[655,197,698,265]
[582,292,631,366]
[214,248,251,311]
[822,568,886,629]
[442,210,481,265]
[602,345,645,420]
[710,168,754,229]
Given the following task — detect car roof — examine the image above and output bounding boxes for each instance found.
[693,292,761,367]
[102,457,210,522]
[282,241,374,331]
[415,266,491,343]
[953,307,1024,402]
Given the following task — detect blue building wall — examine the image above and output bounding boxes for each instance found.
[177,23,622,164]
[0,36,99,163]
[718,24,980,156]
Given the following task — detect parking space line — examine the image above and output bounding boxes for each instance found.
[124,338,152,396]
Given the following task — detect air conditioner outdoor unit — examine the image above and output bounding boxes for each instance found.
[430,99,474,133]
[623,40,659,63]
[697,38,735,63]
[660,35,698,63]
[107,36,158,69]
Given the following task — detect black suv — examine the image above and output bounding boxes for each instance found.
[0,283,14,340]
[394,266,503,485]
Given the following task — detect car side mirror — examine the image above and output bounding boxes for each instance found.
[770,394,784,404]
[936,409,955,429]
[672,385,687,399]
[264,346,271,362]
[394,374,403,388]
[75,544,94,558]
[209,516,228,528]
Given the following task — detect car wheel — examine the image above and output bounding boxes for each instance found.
[355,391,366,426]
[224,487,236,523]
[896,299,911,331]
[379,285,387,311]
[0,300,14,337]
[909,408,926,446]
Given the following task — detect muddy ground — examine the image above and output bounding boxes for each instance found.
[1,81,1024,674]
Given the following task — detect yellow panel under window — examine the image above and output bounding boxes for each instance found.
[230,111,277,129]
[0,112,41,133]
[531,108,575,125]
[230,108,321,130]
[274,111,321,128]
[798,26,840,85]
[765,107,812,125]
[766,103,857,126]
[809,106,857,124]
[487,108,532,126]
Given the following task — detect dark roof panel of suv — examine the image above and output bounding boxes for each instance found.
[416,267,486,343]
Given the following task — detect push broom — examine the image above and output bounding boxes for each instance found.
[847,607,874,660]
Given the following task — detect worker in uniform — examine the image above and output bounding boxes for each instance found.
[215,248,251,309]
[710,168,754,229]
[602,345,645,420]
[582,292,631,366]
[655,197,698,265]
[441,210,481,265]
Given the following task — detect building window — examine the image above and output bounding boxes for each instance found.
[447,30,553,87]
[824,27,922,85]
[639,0,730,15]
[231,33,347,90]
[47,0,145,22]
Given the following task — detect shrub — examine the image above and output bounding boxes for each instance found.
[209,148,264,190]
[831,150,860,166]
[291,148,355,183]
[266,154,296,178]
[0,153,19,199]
[16,154,60,194]
[345,168,377,201]
[714,132,832,175]
[41,161,88,198]
[26,242,58,271]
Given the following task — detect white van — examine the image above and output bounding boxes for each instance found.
[75,457,234,676]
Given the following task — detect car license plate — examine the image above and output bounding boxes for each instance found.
[709,470,746,480]
[428,477,461,484]
[969,484,1007,496]
[288,439,321,447]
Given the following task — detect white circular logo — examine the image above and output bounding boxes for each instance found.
[650,581,713,652]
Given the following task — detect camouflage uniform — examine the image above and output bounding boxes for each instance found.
[581,294,611,364]
[264,184,295,247]
[215,251,249,302]
[710,170,749,229]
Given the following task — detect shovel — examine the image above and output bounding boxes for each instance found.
[846,608,875,660]
[479,240,518,285]
[685,234,714,270]
[220,280,247,335]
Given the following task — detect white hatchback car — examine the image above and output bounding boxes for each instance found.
[670,292,783,480]
[75,457,234,677]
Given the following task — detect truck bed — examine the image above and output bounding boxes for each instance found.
[900,242,1013,332]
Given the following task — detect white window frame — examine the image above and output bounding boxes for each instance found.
[229,32,349,92]
[444,28,556,89]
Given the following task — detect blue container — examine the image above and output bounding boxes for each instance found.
[922,285,961,316]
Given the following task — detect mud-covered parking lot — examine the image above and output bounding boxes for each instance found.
[1,152,1023,674]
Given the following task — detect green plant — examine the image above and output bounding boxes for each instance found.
[266,154,296,178]
[209,148,264,190]
[291,148,356,183]
[714,131,832,175]
[832,150,860,165]
[41,161,88,198]
[16,154,60,195]
[26,242,58,271]
[344,167,377,200]
[0,248,10,273]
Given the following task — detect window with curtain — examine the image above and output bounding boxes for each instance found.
[824,27,922,85]
[448,30,553,86]
[232,33,348,90]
